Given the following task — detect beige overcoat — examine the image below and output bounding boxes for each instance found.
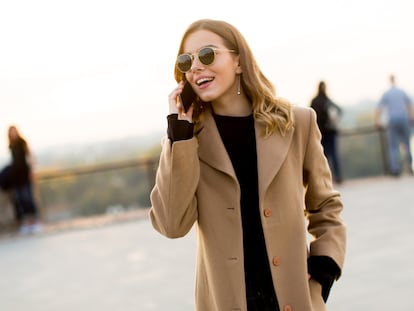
[150,105,346,311]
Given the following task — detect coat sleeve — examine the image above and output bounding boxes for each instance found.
[149,136,200,238]
[302,108,347,277]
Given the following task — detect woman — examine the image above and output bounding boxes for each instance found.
[310,81,343,183]
[150,19,346,311]
[8,125,41,234]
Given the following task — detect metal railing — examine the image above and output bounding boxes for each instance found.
[36,157,159,192]
[0,157,159,226]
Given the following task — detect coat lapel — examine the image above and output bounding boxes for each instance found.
[255,122,294,199]
[197,109,294,192]
[197,110,236,179]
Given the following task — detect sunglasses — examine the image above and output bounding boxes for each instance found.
[176,46,236,73]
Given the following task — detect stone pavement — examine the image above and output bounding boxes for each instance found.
[0,175,413,310]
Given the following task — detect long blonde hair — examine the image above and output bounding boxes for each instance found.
[174,19,294,136]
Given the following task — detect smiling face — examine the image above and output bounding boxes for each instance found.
[182,30,242,107]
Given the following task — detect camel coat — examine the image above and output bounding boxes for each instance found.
[150,105,346,311]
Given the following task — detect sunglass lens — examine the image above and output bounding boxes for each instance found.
[198,47,215,66]
[177,54,192,73]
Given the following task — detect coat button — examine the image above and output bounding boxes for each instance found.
[264,208,272,217]
[272,256,281,266]
[283,305,292,311]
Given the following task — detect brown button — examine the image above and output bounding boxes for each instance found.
[272,256,281,266]
[264,208,272,217]
[283,305,292,311]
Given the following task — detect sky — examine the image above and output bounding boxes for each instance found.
[0,0,413,161]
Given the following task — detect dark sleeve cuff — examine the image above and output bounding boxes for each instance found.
[308,256,340,302]
[167,114,194,143]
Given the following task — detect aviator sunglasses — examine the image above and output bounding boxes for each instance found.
[176,46,236,73]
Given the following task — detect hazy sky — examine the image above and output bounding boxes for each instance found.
[1,0,413,161]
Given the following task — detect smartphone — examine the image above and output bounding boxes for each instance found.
[180,82,197,113]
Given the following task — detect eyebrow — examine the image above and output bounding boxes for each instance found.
[184,44,220,54]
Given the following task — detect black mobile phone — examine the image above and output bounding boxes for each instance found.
[180,82,197,113]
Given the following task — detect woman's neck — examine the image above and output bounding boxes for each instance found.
[211,95,252,117]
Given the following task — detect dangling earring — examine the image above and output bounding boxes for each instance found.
[237,74,241,96]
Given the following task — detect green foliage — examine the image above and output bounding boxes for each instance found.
[36,158,160,222]
[338,132,385,179]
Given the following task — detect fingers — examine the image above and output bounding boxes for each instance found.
[168,81,194,122]
[168,82,184,114]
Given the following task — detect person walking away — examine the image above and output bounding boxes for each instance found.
[7,125,42,234]
[149,19,346,311]
[374,75,413,176]
[310,81,343,184]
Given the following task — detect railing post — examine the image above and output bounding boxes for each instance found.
[378,127,389,175]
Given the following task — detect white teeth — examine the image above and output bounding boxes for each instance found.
[196,77,213,85]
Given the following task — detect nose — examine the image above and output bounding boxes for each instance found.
[190,56,204,73]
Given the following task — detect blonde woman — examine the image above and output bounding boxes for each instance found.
[150,19,346,311]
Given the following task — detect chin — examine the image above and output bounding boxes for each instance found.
[199,93,215,102]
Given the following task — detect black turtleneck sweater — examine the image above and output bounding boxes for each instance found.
[213,113,278,306]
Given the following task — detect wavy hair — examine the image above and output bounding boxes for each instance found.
[174,19,294,136]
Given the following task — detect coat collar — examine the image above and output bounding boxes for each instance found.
[197,109,294,195]
[255,119,294,197]
[197,110,236,178]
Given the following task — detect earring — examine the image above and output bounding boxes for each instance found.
[237,74,241,96]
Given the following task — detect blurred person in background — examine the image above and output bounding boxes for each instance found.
[7,125,42,234]
[150,19,346,311]
[311,81,343,184]
[374,74,413,176]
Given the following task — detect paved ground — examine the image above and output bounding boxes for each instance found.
[0,175,413,310]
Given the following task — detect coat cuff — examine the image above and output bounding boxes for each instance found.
[307,256,340,302]
[167,114,194,143]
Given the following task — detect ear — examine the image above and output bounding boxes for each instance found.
[234,55,242,74]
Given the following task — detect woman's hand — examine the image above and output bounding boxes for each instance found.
[169,81,194,122]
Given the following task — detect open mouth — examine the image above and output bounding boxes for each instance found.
[196,77,214,86]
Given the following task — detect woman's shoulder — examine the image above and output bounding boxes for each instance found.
[289,105,317,134]
[292,105,315,120]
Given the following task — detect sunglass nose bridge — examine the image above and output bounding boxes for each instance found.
[190,54,206,72]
